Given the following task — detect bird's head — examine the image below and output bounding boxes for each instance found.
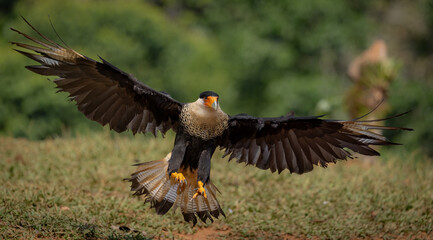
[199,91,219,111]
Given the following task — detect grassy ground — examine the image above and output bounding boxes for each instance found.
[0,132,432,239]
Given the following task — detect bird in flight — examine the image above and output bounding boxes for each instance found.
[11,18,412,225]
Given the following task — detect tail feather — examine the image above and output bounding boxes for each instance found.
[126,153,225,225]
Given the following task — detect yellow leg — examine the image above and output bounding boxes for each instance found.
[192,181,207,199]
[171,172,186,185]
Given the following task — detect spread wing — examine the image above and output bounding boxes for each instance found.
[217,113,412,174]
[11,18,182,136]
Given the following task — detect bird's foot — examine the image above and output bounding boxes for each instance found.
[192,181,207,199]
[171,172,187,185]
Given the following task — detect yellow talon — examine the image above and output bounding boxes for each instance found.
[192,181,207,199]
[171,172,186,185]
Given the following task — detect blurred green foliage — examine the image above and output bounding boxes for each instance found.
[0,0,432,154]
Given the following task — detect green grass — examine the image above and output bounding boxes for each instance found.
[0,132,432,239]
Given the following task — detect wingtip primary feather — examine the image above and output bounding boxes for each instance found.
[354,110,412,124]
[20,16,62,48]
[48,15,70,48]
[351,98,385,121]
[10,27,19,33]
[10,25,55,50]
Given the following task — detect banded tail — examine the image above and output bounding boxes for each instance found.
[126,153,225,225]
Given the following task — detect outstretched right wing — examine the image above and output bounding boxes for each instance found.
[11,18,182,136]
[218,112,412,174]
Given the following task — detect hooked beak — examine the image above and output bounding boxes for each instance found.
[204,96,219,110]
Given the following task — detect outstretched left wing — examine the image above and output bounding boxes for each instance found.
[11,18,182,136]
[217,113,412,174]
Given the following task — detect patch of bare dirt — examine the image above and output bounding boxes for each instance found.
[176,226,231,240]
[175,227,320,240]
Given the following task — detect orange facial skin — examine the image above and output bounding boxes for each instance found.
[204,96,218,110]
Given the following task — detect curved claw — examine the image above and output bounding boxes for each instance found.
[192,181,207,199]
[171,172,187,185]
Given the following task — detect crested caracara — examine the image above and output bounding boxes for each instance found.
[11,18,412,225]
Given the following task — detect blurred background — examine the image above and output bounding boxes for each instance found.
[0,0,432,156]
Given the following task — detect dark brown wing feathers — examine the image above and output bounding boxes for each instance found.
[11,20,182,136]
[219,114,412,174]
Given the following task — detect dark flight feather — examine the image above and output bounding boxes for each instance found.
[11,19,182,136]
[218,113,412,174]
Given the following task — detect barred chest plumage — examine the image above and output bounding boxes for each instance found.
[179,102,229,140]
